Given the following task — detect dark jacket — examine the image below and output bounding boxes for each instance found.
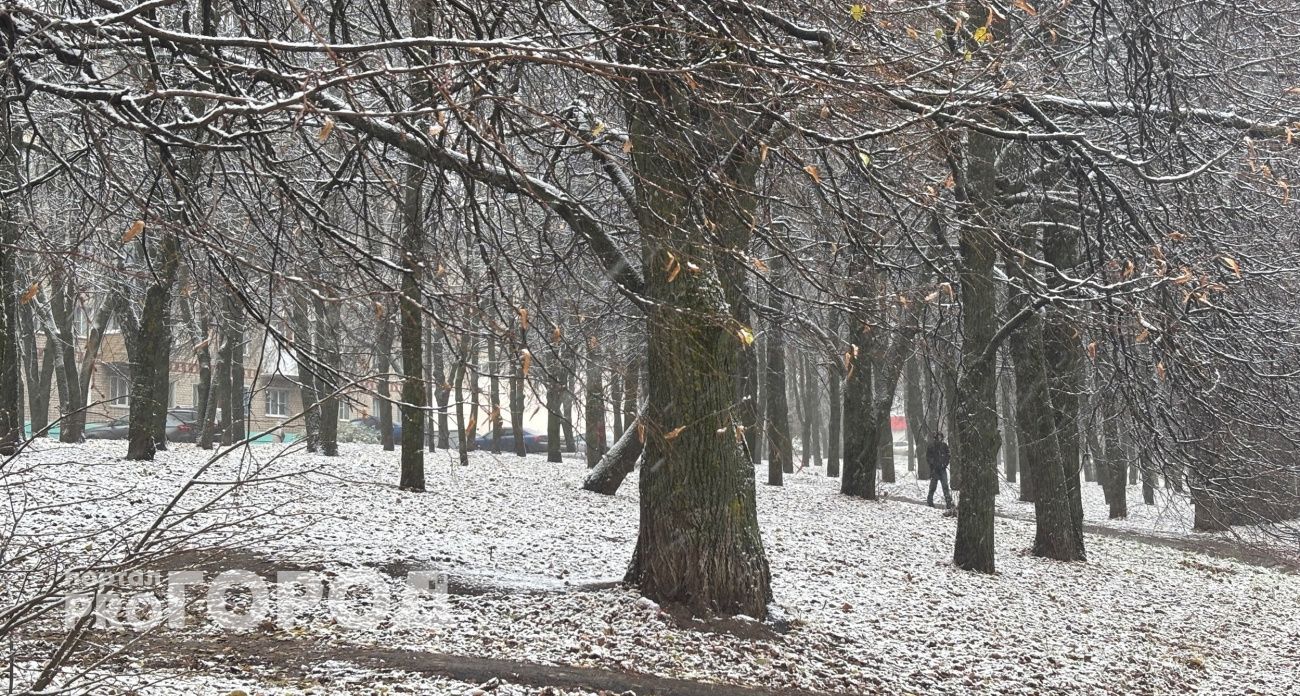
[927,439,951,471]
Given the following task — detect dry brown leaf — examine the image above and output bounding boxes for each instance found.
[20,282,40,305]
[665,425,686,441]
[521,349,533,377]
[804,165,822,184]
[121,220,145,244]
[318,116,335,142]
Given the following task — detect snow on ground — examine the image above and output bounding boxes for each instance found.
[7,440,1300,694]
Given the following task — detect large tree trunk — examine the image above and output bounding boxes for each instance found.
[620,60,770,618]
[583,410,644,495]
[49,277,84,442]
[952,131,1003,574]
[0,93,23,454]
[1042,221,1087,552]
[876,375,899,484]
[1101,393,1128,519]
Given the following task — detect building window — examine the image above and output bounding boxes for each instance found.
[265,388,290,418]
[193,384,204,410]
[338,399,353,421]
[169,381,178,408]
[108,375,130,407]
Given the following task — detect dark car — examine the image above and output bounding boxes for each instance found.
[84,410,200,442]
[349,416,402,443]
[474,426,548,454]
[84,416,131,440]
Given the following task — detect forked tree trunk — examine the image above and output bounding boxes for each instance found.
[433,331,450,450]
[1006,264,1083,562]
[126,227,181,461]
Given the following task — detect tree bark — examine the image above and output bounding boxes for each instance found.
[1005,263,1084,562]
[290,293,320,452]
[1000,365,1019,483]
[583,410,644,495]
[398,152,427,491]
[377,316,396,451]
[764,277,792,485]
[584,338,607,468]
[952,130,1003,574]
[905,353,931,480]
[488,336,503,453]
[620,52,771,617]
[126,224,181,461]
[1042,221,1087,552]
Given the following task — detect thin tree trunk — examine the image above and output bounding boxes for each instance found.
[433,331,450,450]
[377,316,396,451]
[584,339,607,468]
[906,352,931,480]
[290,294,320,452]
[764,280,792,485]
[510,340,526,457]
[546,363,564,463]
[1000,365,1019,484]
[488,336,503,453]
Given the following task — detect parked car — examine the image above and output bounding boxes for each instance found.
[166,409,200,443]
[348,416,402,443]
[83,416,131,440]
[84,410,201,442]
[474,426,548,454]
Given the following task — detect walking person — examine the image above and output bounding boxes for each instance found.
[926,430,953,509]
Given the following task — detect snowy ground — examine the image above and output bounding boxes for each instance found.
[6,440,1300,694]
